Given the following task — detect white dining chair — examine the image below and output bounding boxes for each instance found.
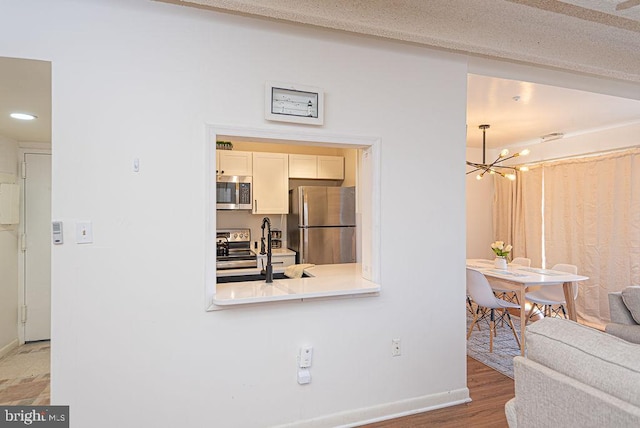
[525,263,578,323]
[466,268,521,352]
[510,257,531,267]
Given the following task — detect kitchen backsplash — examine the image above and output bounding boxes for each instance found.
[217,210,288,251]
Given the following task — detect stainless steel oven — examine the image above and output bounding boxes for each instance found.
[216,176,252,210]
[216,229,257,270]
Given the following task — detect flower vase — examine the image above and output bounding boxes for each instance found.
[494,256,507,270]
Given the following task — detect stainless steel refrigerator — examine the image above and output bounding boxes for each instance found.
[287,186,356,265]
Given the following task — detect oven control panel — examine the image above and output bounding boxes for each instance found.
[217,228,251,243]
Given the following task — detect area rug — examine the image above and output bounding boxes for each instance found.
[466,310,521,379]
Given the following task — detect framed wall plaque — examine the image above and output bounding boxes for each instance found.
[265,81,324,125]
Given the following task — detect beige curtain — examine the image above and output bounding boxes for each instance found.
[544,149,640,328]
[493,166,543,267]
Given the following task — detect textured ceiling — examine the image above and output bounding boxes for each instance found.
[159,0,640,82]
[564,0,640,20]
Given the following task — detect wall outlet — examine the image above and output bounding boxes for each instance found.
[392,339,401,357]
[297,368,311,385]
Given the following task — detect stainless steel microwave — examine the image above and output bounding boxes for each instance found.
[216,176,252,210]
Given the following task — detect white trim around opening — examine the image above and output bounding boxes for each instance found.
[205,124,381,311]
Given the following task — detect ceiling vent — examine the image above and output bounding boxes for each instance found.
[541,132,564,142]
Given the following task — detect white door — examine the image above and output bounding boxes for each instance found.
[23,153,51,342]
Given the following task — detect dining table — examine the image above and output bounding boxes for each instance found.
[466,259,589,355]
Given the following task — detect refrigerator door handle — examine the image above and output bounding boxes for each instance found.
[301,228,309,265]
[301,190,308,227]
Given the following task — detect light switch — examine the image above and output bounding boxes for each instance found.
[76,221,93,244]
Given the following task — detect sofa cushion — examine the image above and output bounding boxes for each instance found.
[512,356,640,427]
[622,286,640,324]
[526,318,640,408]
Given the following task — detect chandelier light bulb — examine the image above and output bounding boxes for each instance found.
[519,166,529,172]
[519,149,530,156]
[476,174,483,180]
[506,173,517,181]
[500,149,510,158]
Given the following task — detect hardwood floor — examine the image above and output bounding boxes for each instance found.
[362,356,514,427]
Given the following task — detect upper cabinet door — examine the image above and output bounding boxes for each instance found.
[289,154,317,178]
[317,155,344,180]
[218,150,253,176]
[252,152,289,214]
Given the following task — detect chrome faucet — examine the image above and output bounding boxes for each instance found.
[260,217,273,283]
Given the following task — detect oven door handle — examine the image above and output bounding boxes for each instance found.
[216,259,258,270]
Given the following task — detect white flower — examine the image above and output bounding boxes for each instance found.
[490,240,512,257]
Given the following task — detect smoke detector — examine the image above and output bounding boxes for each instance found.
[541,132,564,142]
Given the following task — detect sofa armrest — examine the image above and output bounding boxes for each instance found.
[609,292,637,325]
[605,323,640,344]
[505,398,517,427]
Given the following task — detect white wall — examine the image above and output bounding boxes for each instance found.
[0,1,468,427]
[465,147,494,259]
[0,135,19,355]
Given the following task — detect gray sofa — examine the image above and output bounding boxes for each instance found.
[606,286,640,344]
[505,318,640,427]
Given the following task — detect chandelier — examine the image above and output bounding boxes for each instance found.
[466,124,530,181]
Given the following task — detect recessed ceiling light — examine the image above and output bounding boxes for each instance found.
[10,113,37,120]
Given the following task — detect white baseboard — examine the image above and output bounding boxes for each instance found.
[0,339,19,360]
[276,387,471,428]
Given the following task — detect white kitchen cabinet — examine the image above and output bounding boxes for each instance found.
[288,154,344,180]
[217,150,252,176]
[252,152,289,214]
[288,154,317,178]
[317,155,344,179]
[256,252,296,270]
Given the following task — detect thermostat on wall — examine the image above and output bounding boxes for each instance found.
[52,221,63,244]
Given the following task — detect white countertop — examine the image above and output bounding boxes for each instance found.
[212,263,380,307]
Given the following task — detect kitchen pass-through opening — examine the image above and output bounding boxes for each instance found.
[205,125,381,310]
